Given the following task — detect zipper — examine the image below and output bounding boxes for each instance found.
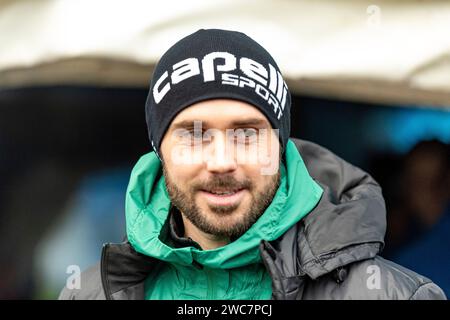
[260,240,282,300]
[100,243,113,300]
[260,239,306,300]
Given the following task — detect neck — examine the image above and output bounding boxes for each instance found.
[180,214,230,250]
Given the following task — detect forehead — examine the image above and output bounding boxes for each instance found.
[168,99,272,129]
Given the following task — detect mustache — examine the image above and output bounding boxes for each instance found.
[191,175,252,192]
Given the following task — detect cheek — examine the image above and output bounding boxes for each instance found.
[165,162,202,190]
[162,143,198,174]
[244,166,279,191]
[241,166,266,186]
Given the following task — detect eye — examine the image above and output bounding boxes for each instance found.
[190,129,203,139]
[242,128,257,137]
[177,128,204,145]
[234,128,258,144]
[186,129,204,144]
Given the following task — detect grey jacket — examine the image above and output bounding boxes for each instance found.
[59,138,447,300]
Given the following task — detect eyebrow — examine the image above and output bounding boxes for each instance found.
[170,118,269,130]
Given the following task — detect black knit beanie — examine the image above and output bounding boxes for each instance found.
[145,28,291,160]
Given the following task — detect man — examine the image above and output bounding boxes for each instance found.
[60,29,446,300]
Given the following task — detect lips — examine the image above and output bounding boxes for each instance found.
[199,188,247,207]
[203,188,243,195]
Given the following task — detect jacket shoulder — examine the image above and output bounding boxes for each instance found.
[335,256,446,300]
[304,256,446,300]
[374,256,446,300]
[58,263,105,300]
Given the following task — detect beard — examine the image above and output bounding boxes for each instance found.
[162,165,280,240]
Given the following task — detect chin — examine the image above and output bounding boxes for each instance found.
[203,201,248,216]
[206,210,248,226]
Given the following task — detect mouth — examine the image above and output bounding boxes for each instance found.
[198,188,247,207]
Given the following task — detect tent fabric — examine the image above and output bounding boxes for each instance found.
[1,0,450,108]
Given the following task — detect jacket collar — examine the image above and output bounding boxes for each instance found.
[262,138,386,282]
[100,242,153,300]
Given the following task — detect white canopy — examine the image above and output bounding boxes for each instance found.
[1,0,450,108]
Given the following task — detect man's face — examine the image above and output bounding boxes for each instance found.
[160,99,281,239]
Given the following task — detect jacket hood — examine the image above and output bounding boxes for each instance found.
[125,139,323,269]
[262,138,387,289]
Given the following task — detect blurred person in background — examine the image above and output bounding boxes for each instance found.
[389,140,450,297]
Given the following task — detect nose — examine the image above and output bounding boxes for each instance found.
[204,131,237,173]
